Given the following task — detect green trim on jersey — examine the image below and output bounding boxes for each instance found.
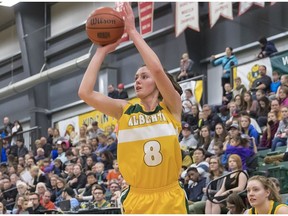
[124,104,163,115]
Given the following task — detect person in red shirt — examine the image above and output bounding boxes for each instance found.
[106,160,121,185]
[40,191,55,210]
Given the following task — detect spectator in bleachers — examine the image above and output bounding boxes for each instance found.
[106,136,117,157]
[54,178,66,206]
[106,126,117,141]
[226,192,246,214]
[181,148,209,180]
[184,167,206,204]
[3,117,13,143]
[202,104,222,132]
[55,144,67,164]
[92,184,111,208]
[40,190,55,210]
[12,195,28,214]
[183,104,199,133]
[276,74,288,98]
[83,156,94,174]
[90,137,99,152]
[218,105,230,124]
[257,37,278,59]
[243,91,258,114]
[213,141,224,162]
[117,83,128,99]
[208,123,228,154]
[94,162,108,187]
[79,126,89,142]
[271,99,281,117]
[27,192,46,214]
[107,84,119,99]
[106,160,120,185]
[211,47,238,93]
[223,135,257,171]
[68,164,86,191]
[198,125,212,152]
[105,180,121,203]
[232,77,247,98]
[2,178,17,210]
[255,89,266,101]
[256,96,270,128]
[88,121,103,140]
[260,111,279,149]
[76,172,97,201]
[246,175,288,214]
[182,97,194,116]
[35,182,47,201]
[177,53,194,81]
[222,83,233,105]
[11,120,23,147]
[100,151,114,171]
[81,145,97,165]
[62,187,80,211]
[226,102,238,125]
[47,127,54,145]
[271,106,288,151]
[52,129,61,145]
[179,123,198,151]
[269,70,281,99]
[35,148,45,162]
[240,115,259,146]
[278,86,288,107]
[251,65,272,95]
[40,137,52,158]
[205,154,247,214]
[48,174,58,202]
[234,94,244,111]
[14,138,28,159]
[28,165,47,192]
[190,156,227,214]
[0,139,9,163]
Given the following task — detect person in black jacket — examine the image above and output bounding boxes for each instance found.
[67,164,87,191]
[118,83,129,99]
[257,36,278,58]
[27,193,47,214]
[202,104,223,132]
[15,138,28,158]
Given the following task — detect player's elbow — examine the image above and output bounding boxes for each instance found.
[78,87,88,101]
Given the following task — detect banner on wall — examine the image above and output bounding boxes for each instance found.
[270,50,288,74]
[175,2,199,37]
[238,2,265,16]
[209,2,233,28]
[234,58,272,89]
[115,2,129,43]
[138,2,154,35]
[57,116,79,140]
[180,80,203,104]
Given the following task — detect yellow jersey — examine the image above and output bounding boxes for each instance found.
[117,101,182,189]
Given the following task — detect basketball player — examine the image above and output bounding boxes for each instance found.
[78,2,187,214]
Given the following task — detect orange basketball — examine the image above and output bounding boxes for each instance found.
[86,7,124,46]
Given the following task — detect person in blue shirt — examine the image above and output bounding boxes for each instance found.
[211,47,238,95]
[257,36,278,58]
[269,70,281,100]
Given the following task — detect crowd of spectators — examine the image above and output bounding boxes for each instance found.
[0,118,124,213]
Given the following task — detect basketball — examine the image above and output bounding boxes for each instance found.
[86,7,125,46]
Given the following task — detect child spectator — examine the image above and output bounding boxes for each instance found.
[260,111,279,149]
[222,83,233,105]
[94,162,108,187]
[269,70,281,99]
[233,77,247,98]
[106,160,121,185]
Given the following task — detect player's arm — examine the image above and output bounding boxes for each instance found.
[122,3,182,121]
[78,42,128,120]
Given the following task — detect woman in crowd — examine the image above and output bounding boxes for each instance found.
[278,86,288,107]
[240,115,259,146]
[246,175,288,214]
[256,96,270,128]
[84,156,94,174]
[99,150,114,171]
[243,92,258,114]
[12,195,28,214]
[183,104,199,132]
[226,192,246,214]
[11,120,23,146]
[205,154,248,214]
[190,156,228,214]
[35,182,47,201]
[54,178,66,207]
[53,128,61,145]
[208,123,228,154]
[198,125,212,152]
[271,106,288,151]
[234,94,245,111]
[260,111,279,149]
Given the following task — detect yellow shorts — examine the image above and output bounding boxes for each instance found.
[120,181,188,214]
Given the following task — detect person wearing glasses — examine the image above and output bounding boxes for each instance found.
[27,192,46,214]
[92,185,111,208]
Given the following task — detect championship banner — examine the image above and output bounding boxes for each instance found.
[238,2,265,16]
[57,116,79,139]
[115,2,129,43]
[234,58,272,90]
[175,2,199,37]
[270,50,288,74]
[78,110,117,133]
[138,2,154,35]
[209,2,233,28]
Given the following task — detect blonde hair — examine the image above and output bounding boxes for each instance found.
[35,182,47,194]
[248,175,282,203]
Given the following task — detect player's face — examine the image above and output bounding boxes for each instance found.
[247,180,270,208]
[134,67,158,99]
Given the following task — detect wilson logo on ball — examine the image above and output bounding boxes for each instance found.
[90,18,116,25]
